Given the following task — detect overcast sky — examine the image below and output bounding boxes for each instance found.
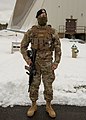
[0,0,16,10]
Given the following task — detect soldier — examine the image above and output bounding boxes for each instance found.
[20,9,61,118]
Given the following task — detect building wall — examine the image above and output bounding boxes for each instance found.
[59,0,86,26]
[44,0,86,31]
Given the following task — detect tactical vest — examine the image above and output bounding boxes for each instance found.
[29,25,55,51]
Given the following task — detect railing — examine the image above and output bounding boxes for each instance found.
[59,25,65,33]
[76,26,86,33]
[59,25,86,34]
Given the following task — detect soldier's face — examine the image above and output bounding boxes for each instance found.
[40,12,47,17]
[37,12,47,26]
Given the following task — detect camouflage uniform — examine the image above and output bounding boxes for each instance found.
[20,25,61,102]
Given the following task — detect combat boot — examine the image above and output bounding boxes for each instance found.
[46,101,56,118]
[27,101,37,117]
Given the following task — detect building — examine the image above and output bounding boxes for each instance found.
[8,0,86,40]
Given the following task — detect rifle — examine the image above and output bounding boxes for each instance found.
[25,48,37,92]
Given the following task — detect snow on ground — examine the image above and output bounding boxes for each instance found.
[0,30,86,107]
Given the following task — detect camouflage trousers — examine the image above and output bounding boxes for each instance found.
[29,60,55,102]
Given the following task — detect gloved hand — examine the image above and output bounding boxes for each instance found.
[26,59,32,65]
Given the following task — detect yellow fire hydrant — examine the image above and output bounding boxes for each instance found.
[71,44,79,58]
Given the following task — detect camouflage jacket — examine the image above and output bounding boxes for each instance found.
[20,25,61,65]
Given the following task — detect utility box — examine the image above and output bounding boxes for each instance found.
[65,16,77,35]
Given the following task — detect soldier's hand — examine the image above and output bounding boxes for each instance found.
[52,64,58,70]
[26,59,32,65]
